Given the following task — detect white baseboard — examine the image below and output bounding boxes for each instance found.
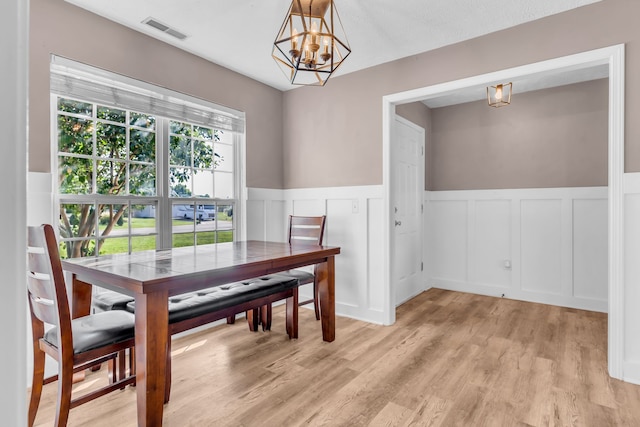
[432,279,607,312]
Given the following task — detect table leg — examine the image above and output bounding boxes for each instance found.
[70,275,94,380]
[316,256,335,342]
[286,289,298,339]
[70,274,92,319]
[135,290,169,426]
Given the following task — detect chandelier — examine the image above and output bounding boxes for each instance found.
[272,0,351,86]
[487,82,513,108]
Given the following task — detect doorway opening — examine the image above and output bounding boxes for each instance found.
[382,44,625,379]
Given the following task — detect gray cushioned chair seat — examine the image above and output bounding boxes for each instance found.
[125,274,299,324]
[277,269,315,285]
[44,310,135,354]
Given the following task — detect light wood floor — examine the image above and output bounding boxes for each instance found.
[32,289,640,426]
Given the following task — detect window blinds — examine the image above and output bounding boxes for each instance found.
[50,56,245,133]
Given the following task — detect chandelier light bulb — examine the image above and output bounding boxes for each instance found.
[320,37,331,62]
[304,43,310,60]
[495,85,503,101]
[310,21,318,45]
[291,28,298,51]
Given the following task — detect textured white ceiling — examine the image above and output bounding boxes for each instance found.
[65,0,601,92]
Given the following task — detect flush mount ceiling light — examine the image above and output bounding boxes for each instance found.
[487,82,513,108]
[272,0,351,86]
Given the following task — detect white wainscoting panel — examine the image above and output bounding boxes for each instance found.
[368,198,385,312]
[474,200,511,288]
[431,200,468,282]
[245,189,287,243]
[246,200,266,241]
[267,201,287,242]
[248,186,608,323]
[427,187,608,312]
[247,186,386,324]
[293,199,326,219]
[327,199,362,309]
[521,199,563,295]
[573,199,608,301]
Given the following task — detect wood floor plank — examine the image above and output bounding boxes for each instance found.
[403,394,453,427]
[30,290,640,427]
[367,402,414,426]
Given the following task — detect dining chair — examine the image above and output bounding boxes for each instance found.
[248,215,326,330]
[287,215,327,319]
[27,224,136,427]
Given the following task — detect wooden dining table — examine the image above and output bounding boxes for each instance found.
[61,240,340,426]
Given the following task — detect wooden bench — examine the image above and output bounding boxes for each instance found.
[93,274,300,336]
[93,274,300,402]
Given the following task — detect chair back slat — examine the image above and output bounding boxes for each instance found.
[288,215,326,246]
[290,216,325,226]
[290,227,323,240]
[27,225,72,334]
[28,293,58,326]
[27,247,56,301]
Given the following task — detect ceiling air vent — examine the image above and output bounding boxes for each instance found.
[142,17,188,40]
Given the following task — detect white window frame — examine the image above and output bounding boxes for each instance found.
[50,61,246,255]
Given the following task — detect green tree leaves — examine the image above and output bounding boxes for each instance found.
[57,97,225,258]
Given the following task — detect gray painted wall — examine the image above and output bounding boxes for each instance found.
[28,0,637,192]
[282,0,639,189]
[29,0,285,189]
[429,79,608,190]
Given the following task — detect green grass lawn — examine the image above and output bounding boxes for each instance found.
[99,216,233,230]
[98,217,187,232]
[61,216,235,256]
[98,229,234,254]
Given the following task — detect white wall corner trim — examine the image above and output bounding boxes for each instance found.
[2,0,28,422]
[623,172,640,384]
[623,172,640,193]
[623,361,640,386]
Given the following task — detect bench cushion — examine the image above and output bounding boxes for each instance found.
[44,310,135,354]
[125,274,299,324]
[93,290,135,312]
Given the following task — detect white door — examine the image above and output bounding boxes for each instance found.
[392,116,425,306]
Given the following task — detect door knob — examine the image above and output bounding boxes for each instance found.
[395,220,402,226]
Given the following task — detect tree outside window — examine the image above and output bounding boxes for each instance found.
[56,96,235,258]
